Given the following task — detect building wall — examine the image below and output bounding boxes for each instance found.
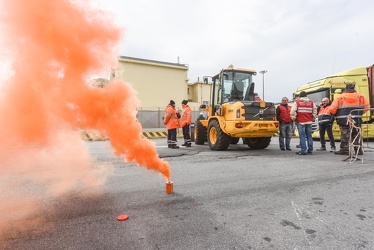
[113,56,190,110]
[188,82,211,105]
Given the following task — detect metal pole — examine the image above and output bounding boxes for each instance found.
[262,74,264,100]
[259,70,267,100]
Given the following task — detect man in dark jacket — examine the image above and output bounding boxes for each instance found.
[276,97,292,151]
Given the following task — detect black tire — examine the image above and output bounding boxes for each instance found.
[207,119,231,151]
[245,137,271,149]
[194,120,207,145]
[230,137,240,144]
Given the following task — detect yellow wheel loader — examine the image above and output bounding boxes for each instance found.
[190,66,279,151]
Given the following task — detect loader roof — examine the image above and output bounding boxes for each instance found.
[213,67,257,78]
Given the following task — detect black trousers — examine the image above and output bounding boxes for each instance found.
[319,123,335,148]
[182,125,191,142]
[167,128,177,145]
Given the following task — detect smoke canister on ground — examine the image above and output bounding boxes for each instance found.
[166,182,173,194]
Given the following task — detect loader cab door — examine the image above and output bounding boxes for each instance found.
[211,74,222,106]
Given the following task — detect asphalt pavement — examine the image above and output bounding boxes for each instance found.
[1,137,374,249]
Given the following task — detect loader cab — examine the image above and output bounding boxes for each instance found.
[211,67,257,109]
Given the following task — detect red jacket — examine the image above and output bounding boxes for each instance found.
[164,104,179,130]
[180,104,192,128]
[276,104,292,123]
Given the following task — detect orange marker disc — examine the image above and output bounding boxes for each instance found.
[117,214,129,221]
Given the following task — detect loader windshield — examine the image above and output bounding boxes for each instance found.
[221,71,255,103]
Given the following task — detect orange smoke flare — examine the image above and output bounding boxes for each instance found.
[0,0,170,236]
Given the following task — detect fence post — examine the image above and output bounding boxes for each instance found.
[158,107,161,128]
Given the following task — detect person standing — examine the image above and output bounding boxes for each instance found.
[180,100,192,147]
[316,97,336,152]
[164,100,180,149]
[276,97,292,151]
[329,81,370,155]
[290,91,317,155]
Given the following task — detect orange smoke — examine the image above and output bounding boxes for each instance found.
[0,0,170,236]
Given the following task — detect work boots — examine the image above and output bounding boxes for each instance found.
[170,144,180,149]
[334,150,349,155]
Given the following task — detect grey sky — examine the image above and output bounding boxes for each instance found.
[0,1,372,103]
[100,0,374,102]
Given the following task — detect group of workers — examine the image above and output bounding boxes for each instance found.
[164,81,370,153]
[163,99,192,149]
[276,80,370,156]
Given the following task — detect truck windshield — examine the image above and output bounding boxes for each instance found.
[305,90,329,104]
[222,71,254,103]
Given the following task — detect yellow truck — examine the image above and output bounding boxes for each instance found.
[191,66,279,150]
[293,64,374,139]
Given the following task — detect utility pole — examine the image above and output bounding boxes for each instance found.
[259,70,267,100]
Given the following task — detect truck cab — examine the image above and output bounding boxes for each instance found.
[293,65,374,139]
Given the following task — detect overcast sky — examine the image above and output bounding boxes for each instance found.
[1,1,373,103]
[97,0,374,102]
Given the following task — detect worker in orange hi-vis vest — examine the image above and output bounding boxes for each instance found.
[329,81,370,155]
[164,100,180,149]
[180,100,192,147]
[316,97,336,152]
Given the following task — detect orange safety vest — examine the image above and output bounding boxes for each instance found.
[317,105,333,126]
[180,105,192,128]
[330,90,370,126]
[164,104,179,130]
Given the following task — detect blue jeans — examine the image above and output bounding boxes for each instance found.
[279,122,292,149]
[296,123,313,153]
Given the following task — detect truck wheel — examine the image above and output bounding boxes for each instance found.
[207,120,231,151]
[194,120,207,145]
[245,137,271,149]
[230,137,240,144]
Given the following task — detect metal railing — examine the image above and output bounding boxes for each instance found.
[343,108,374,163]
[348,108,374,149]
